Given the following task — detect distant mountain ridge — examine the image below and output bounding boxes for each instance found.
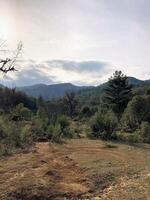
[14,77,150,100]
[17,83,93,100]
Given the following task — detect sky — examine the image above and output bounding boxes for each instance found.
[0,0,150,86]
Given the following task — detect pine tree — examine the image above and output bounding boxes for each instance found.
[104,71,132,119]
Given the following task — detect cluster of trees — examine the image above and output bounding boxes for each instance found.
[0,88,79,155]
[90,71,150,143]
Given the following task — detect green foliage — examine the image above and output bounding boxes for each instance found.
[57,115,70,131]
[12,103,32,121]
[47,124,62,143]
[0,87,36,112]
[140,122,150,143]
[104,71,132,119]
[20,124,34,147]
[121,107,137,131]
[116,131,141,143]
[31,117,47,139]
[0,116,34,156]
[90,109,118,140]
[80,106,97,117]
[123,95,150,127]
[81,106,91,116]
[57,115,73,138]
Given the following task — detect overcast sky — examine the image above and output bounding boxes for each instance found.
[0,0,150,86]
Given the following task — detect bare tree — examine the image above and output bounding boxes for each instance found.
[0,41,22,73]
[65,92,78,117]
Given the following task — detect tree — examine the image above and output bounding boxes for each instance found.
[0,41,22,73]
[104,71,132,119]
[64,92,77,117]
[123,95,150,128]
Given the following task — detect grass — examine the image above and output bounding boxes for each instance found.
[0,138,150,199]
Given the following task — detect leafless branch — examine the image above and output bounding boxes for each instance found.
[0,41,23,73]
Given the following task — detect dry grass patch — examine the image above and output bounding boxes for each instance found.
[0,139,150,199]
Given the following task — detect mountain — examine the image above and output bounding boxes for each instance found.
[17,83,92,100]
[15,77,149,100]
[127,77,145,86]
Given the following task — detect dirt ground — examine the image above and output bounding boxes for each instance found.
[0,139,150,200]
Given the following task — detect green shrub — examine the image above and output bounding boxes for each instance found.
[140,121,150,143]
[12,103,32,121]
[0,115,35,156]
[57,115,71,138]
[116,131,141,143]
[81,106,93,117]
[121,109,137,131]
[31,117,48,139]
[48,124,62,143]
[20,124,34,147]
[123,95,150,128]
[57,115,70,130]
[90,109,118,140]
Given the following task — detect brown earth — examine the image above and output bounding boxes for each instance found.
[0,139,150,200]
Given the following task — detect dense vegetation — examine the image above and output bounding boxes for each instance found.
[0,71,150,156]
[89,71,150,143]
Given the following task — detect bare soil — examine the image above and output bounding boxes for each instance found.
[0,139,150,200]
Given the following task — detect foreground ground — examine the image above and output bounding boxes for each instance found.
[0,139,150,200]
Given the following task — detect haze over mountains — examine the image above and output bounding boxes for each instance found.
[15,77,150,100]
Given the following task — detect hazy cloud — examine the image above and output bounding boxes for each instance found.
[46,60,109,74]
[1,59,113,86]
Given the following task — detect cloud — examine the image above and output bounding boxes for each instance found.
[46,60,108,74]
[43,60,113,85]
[0,60,56,86]
[1,59,113,86]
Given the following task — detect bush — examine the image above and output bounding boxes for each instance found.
[140,121,150,143]
[81,106,92,117]
[0,115,34,156]
[121,108,137,132]
[116,131,141,143]
[20,124,34,147]
[123,95,150,128]
[57,115,71,137]
[57,115,70,129]
[47,124,62,143]
[90,109,118,140]
[12,103,32,121]
[31,117,48,140]
[47,115,74,142]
